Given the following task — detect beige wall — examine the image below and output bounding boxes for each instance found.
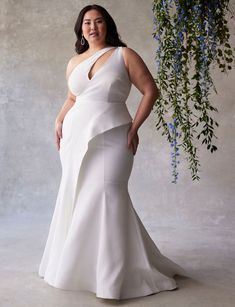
[0,0,235,231]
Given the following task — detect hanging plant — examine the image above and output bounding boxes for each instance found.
[152,0,234,183]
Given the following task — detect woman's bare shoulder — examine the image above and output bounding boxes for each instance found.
[121,47,143,67]
[122,46,141,55]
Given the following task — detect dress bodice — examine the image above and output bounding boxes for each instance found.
[68,46,132,104]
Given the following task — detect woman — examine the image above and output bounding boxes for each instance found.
[38,4,187,300]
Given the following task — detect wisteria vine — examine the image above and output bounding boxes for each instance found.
[152,0,234,183]
[168,118,181,183]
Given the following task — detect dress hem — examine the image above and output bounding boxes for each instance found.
[39,273,179,300]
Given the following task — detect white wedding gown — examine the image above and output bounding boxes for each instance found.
[38,46,187,299]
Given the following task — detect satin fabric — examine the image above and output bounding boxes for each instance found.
[38,46,187,299]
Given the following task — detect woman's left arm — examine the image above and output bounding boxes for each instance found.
[123,47,160,154]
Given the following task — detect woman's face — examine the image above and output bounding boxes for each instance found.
[82,9,107,45]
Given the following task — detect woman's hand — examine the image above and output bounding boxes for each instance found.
[127,126,139,155]
[55,119,63,151]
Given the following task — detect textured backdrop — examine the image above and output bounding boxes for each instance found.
[0,0,234,231]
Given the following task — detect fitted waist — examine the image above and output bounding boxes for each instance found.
[74,96,127,105]
[70,97,133,124]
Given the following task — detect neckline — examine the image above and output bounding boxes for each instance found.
[87,47,118,81]
[68,46,116,83]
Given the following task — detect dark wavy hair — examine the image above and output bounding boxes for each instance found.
[74,4,127,54]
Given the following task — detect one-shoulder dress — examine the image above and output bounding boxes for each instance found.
[38,46,187,300]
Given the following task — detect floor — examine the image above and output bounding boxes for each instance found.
[1,212,235,307]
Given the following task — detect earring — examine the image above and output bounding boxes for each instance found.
[81,34,85,45]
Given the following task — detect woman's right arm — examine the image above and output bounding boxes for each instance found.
[55,58,77,151]
[55,90,76,151]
